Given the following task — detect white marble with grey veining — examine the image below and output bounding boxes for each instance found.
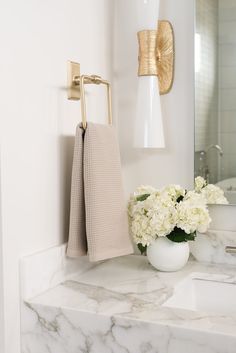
[21,255,236,353]
[190,230,236,265]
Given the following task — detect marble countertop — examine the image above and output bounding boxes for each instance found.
[27,255,236,339]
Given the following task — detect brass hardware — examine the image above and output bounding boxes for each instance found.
[137,20,174,95]
[138,30,159,76]
[67,61,112,129]
[67,61,81,100]
[157,21,175,95]
[225,246,236,254]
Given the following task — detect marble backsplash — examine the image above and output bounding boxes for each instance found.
[21,230,236,302]
[20,244,94,300]
[190,229,236,265]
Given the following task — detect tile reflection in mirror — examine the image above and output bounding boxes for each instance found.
[194,0,236,205]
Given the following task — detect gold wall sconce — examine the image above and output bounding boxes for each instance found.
[134,0,175,149]
[138,20,174,95]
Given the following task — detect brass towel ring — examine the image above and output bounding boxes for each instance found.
[74,74,113,130]
[67,62,113,129]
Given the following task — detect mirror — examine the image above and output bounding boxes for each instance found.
[194,0,236,205]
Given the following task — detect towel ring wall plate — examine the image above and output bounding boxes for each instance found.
[67,61,81,100]
[67,61,112,129]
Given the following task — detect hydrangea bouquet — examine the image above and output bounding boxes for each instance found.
[128,177,228,255]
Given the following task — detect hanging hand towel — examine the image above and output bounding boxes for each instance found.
[66,125,87,257]
[67,123,133,262]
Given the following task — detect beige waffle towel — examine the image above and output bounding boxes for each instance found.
[67,123,133,262]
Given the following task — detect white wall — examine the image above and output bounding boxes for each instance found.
[114,0,195,197]
[0,1,114,352]
[0,147,5,353]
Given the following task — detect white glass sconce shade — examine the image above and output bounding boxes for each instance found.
[135,76,164,148]
[137,0,160,29]
[134,0,165,148]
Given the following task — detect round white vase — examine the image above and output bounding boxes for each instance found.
[147,237,190,272]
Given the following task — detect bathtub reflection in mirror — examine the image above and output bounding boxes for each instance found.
[194,0,236,205]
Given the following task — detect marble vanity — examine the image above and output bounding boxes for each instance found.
[21,249,236,353]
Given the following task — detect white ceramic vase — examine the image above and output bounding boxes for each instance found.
[147,237,190,272]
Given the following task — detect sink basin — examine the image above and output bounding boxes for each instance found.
[163,273,236,316]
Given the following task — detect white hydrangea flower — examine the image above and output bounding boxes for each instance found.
[146,193,177,238]
[195,176,207,192]
[131,216,154,246]
[177,197,211,234]
[201,184,229,205]
[162,184,186,201]
[128,183,212,247]
[135,185,157,196]
[184,190,207,206]
[128,190,177,246]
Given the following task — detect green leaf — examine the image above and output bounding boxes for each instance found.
[137,243,147,255]
[167,228,196,243]
[167,231,186,243]
[136,194,150,202]
[176,195,184,203]
[185,232,196,241]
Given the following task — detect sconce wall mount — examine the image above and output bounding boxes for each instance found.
[138,20,174,95]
